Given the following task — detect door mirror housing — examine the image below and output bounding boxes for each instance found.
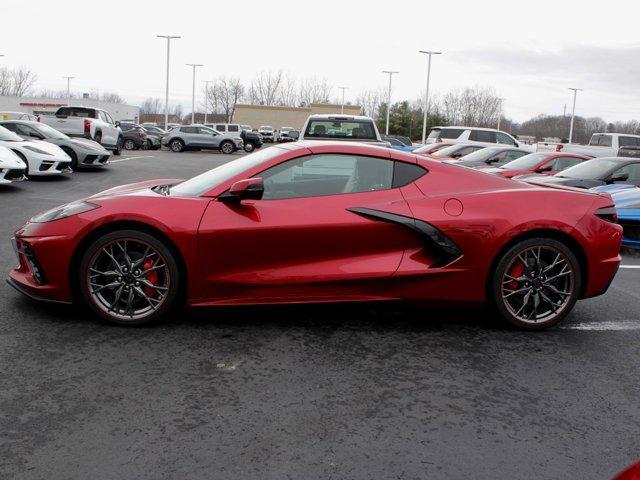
[536,165,553,173]
[219,177,264,202]
[609,173,629,183]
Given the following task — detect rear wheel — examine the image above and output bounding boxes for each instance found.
[491,237,581,330]
[94,131,102,144]
[113,136,123,156]
[123,139,136,150]
[220,140,234,154]
[78,230,180,326]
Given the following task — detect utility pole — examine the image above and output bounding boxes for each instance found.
[202,80,213,124]
[382,70,399,135]
[497,97,505,130]
[186,63,203,124]
[568,88,583,144]
[63,76,75,106]
[157,35,181,130]
[418,50,442,144]
[338,86,348,114]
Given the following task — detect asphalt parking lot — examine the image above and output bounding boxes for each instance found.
[1,148,640,480]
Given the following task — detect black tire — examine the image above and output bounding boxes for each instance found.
[61,146,78,170]
[94,131,102,144]
[220,140,235,154]
[123,139,136,150]
[490,237,582,330]
[169,139,185,152]
[113,136,123,156]
[12,150,31,176]
[78,229,180,326]
[244,141,255,153]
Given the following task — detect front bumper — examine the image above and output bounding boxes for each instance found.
[0,167,27,184]
[26,155,72,176]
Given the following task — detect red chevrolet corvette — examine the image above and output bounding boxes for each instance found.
[7,141,622,329]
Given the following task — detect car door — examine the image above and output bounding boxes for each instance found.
[196,126,219,148]
[197,152,423,302]
[610,163,640,186]
[179,126,199,146]
[99,111,118,146]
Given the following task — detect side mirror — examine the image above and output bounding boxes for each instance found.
[609,173,629,183]
[115,121,120,128]
[219,177,264,202]
[536,165,553,173]
[487,157,499,164]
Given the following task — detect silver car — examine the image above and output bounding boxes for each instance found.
[0,120,111,170]
[162,124,243,154]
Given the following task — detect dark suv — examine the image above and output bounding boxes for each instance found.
[119,122,148,150]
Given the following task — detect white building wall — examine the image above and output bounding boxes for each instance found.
[0,96,139,121]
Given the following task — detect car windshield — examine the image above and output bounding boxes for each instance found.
[556,159,620,180]
[455,148,505,166]
[0,125,23,142]
[501,153,548,170]
[431,145,466,157]
[33,123,69,140]
[260,126,273,131]
[171,147,284,197]
[304,119,377,140]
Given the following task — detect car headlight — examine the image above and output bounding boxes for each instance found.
[23,145,52,155]
[30,201,100,223]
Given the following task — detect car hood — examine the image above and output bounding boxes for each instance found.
[90,178,185,199]
[6,139,70,159]
[607,186,640,208]
[0,145,26,168]
[70,137,110,152]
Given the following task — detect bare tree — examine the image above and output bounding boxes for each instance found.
[248,70,283,106]
[298,77,332,106]
[215,76,245,121]
[100,92,125,103]
[0,66,37,97]
[140,97,164,115]
[356,88,386,119]
[0,68,12,96]
[278,73,297,107]
[441,86,501,127]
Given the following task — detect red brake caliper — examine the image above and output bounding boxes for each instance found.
[142,258,158,297]
[507,262,525,290]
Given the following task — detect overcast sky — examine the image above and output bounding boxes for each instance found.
[2,0,639,122]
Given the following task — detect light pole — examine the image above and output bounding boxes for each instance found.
[157,35,181,130]
[63,76,75,106]
[418,51,441,144]
[186,63,203,124]
[382,70,399,135]
[497,97,505,130]
[338,86,348,114]
[202,80,213,124]
[568,87,583,144]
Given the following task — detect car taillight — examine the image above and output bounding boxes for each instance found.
[595,206,617,223]
[84,119,91,134]
[556,144,563,152]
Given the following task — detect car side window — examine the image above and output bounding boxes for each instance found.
[496,132,515,145]
[469,130,497,143]
[503,150,526,162]
[215,125,225,132]
[259,154,394,200]
[228,125,239,132]
[616,163,640,181]
[551,156,583,170]
[2,123,18,132]
[181,126,197,134]
[17,124,38,137]
[619,136,640,147]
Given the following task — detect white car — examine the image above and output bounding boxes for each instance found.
[0,145,27,184]
[426,126,533,151]
[0,125,72,176]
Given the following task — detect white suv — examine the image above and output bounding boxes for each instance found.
[427,126,529,149]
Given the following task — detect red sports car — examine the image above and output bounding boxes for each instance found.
[412,142,454,156]
[7,141,622,329]
[479,152,592,178]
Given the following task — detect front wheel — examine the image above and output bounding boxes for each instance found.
[244,141,255,153]
[170,139,185,152]
[78,230,180,326]
[491,237,582,330]
[220,141,235,154]
[123,139,136,150]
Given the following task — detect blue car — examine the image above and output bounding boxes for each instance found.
[383,136,419,152]
[593,184,640,248]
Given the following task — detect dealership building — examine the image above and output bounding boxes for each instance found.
[233,103,362,130]
[0,95,140,122]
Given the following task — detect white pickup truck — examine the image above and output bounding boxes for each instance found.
[536,133,640,158]
[38,106,123,155]
[299,114,390,147]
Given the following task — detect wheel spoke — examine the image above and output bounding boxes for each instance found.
[539,291,559,314]
[131,246,150,270]
[90,280,121,293]
[140,279,167,292]
[107,285,125,313]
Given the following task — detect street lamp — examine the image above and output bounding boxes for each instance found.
[338,86,348,114]
[157,35,181,130]
[382,70,399,135]
[418,51,441,144]
[497,97,505,130]
[186,63,203,124]
[203,80,214,124]
[63,76,75,106]
[568,87,583,144]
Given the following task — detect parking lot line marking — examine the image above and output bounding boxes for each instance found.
[620,265,640,269]
[111,155,155,163]
[561,321,640,331]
